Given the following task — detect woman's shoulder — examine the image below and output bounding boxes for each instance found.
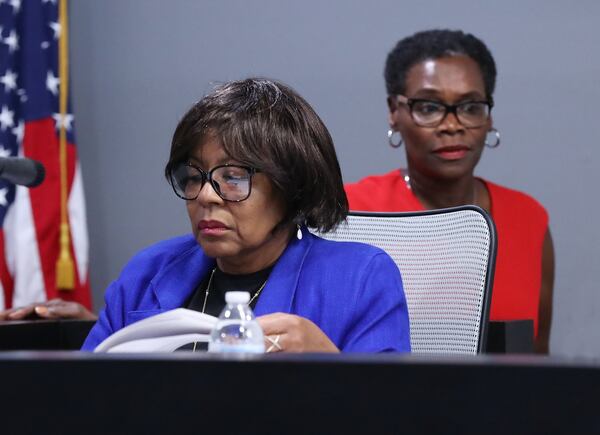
[483,179,549,222]
[308,232,396,267]
[344,169,418,211]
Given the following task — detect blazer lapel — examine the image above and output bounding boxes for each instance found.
[150,244,215,310]
[253,227,313,316]
[138,228,313,316]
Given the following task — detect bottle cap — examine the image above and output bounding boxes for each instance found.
[225,291,250,304]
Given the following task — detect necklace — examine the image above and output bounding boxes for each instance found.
[193,268,268,352]
[403,172,478,205]
[201,268,268,314]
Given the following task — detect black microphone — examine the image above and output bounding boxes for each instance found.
[0,157,46,187]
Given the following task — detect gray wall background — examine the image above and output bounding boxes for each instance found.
[70,0,600,357]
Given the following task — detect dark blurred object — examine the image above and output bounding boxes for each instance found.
[1,353,599,434]
[487,320,534,353]
[0,319,95,350]
[0,156,46,187]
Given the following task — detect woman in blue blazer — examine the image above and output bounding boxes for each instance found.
[82,78,410,353]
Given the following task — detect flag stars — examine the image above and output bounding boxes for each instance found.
[0,105,14,131]
[52,113,74,131]
[3,30,18,53]
[0,69,17,92]
[0,188,8,207]
[0,146,11,158]
[9,0,20,14]
[17,88,26,102]
[46,71,59,95]
[41,41,50,49]
[11,120,23,144]
[48,21,60,39]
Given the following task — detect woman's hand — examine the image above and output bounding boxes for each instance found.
[257,312,339,353]
[0,298,97,321]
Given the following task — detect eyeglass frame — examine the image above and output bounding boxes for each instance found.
[395,94,494,128]
[168,162,260,202]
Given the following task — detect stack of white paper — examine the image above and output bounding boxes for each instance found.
[94,308,218,353]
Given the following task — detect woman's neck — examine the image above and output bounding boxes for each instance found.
[216,225,293,275]
[404,168,482,210]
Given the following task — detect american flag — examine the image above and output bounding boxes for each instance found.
[0,0,90,310]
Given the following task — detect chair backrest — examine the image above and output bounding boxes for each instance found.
[315,206,496,355]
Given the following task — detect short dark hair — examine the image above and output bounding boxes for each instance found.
[165,78,348,232]
[384,29,497,100]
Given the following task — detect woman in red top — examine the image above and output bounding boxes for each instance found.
[345,29,554,353]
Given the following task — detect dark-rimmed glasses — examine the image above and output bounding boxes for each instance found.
[396,95,493,128]
[168,162,258,202]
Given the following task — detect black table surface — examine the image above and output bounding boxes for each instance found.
[0,319,535,353]
[0,351,598,435]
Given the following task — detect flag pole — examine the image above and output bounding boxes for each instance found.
[56,0,74,290]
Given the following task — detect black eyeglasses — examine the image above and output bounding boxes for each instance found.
[168,162,258,202]
[396,95,493,128]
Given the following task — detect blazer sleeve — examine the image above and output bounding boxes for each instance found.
[80,279,125,351]
[340,252,411,352]
[79,236,193,351]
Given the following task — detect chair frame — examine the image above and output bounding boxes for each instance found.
[321,205,497,353]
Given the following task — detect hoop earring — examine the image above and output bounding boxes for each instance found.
[485,128,500,148]
[388,129,403,148]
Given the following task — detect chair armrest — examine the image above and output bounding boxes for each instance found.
[486,320,534,354]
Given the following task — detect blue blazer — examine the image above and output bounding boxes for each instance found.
[82,228,410,352]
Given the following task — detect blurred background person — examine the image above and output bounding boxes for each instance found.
[345,29,554,353]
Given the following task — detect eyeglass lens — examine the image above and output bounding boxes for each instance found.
[410,100,490,127]
[170,164,252,201]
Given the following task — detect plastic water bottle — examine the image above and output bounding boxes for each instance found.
[208,291,265,353]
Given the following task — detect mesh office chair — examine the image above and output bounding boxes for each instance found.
[316,206,496,355]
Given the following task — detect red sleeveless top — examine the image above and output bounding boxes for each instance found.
[345,169,549,335]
